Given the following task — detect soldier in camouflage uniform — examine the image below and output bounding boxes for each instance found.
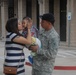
[29,13,60,75]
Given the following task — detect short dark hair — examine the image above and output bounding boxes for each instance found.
[5,18,20,35]
[40,13,55,25]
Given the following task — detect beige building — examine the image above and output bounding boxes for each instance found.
[0,0,76,47]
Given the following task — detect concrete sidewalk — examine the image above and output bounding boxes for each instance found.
[25,47,76,75]
[26,48,76,70]
[55,48,76,66]
[0,41,76,75]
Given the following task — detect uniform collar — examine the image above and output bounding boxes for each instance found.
[40,27,54,37]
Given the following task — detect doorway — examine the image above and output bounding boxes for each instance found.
[26,0,32,18]
[60,0,67,41]
[8,0,14,18]
[49,0,54,14]
[36,0,39,30]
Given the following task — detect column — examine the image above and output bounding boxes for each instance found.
[67,0,73,47]
[38,0,43,15]
[38,0,49,29]
[1,1,6,41]
[18,0,23,21]
[0,7,1,39]
[43,0,49,14]
[38,0,43,30]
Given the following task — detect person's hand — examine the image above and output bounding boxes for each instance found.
[29,45,39,52]
[27,21,32,29]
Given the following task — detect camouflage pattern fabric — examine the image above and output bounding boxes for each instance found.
[32,27,60,75]
[32,69,52,75]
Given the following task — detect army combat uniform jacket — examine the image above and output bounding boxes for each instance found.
[32,27,60,75]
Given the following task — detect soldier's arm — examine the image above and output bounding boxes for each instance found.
[36,36,60,59]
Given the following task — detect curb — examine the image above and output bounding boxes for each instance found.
[26,62,32,66]
[54,66,76,70]
[26,62,76,70]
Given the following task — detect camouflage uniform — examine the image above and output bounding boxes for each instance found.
[32,27,60,75]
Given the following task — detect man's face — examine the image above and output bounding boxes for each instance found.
[41,20,49,29]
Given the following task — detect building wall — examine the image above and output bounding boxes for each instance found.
[54,0,68,46]
[0,0,76,47]
[4,0,8,22]
[44,0,49,13]
[22,0,26,18]
[54,0,60,34]
[70,0,76,47]
[0,7,1,39]
[32,0,37,25]
[18,0,23,20]
[66,0,76,47]
[1,0,8,41]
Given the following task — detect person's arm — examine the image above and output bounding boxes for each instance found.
[37,36,59,59]
[13,22,32,45]
[13,33,31,45]
[31,36,59,59]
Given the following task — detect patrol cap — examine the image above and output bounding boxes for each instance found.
[40,13,55,25]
